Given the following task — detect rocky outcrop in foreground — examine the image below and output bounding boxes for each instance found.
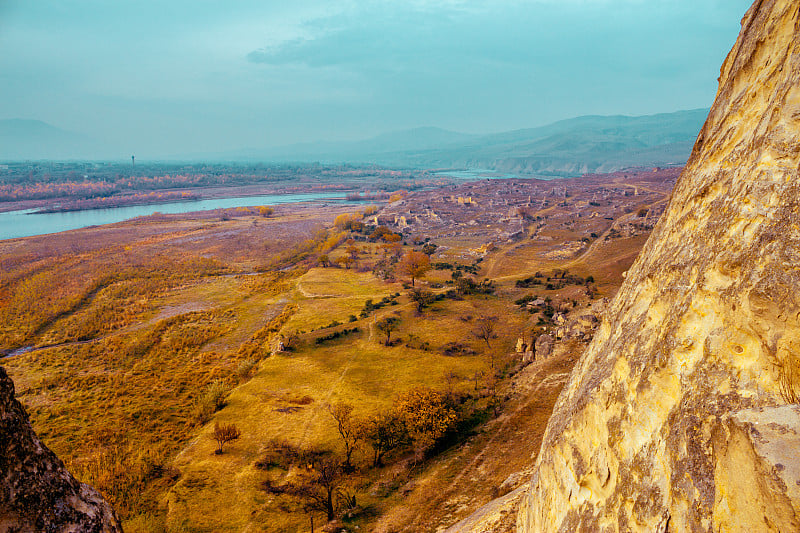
[0,366,122,532]
[519,0,800,531]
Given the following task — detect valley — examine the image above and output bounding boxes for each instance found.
[0,167,675,531]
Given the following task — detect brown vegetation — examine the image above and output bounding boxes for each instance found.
[213,422,241,454]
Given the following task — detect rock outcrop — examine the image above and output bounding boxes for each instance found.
[519,1,800,531]
[534,334,554,359]
[0,366,122,532]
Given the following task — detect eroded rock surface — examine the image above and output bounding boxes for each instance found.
[712,405,800,532]
[0,366,122,533]
[519,0,800,531]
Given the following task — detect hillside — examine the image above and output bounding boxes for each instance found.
[251,109,706,176]
[0,110,705,176]
[519,0,800,530]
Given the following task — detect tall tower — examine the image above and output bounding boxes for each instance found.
[131,155,135,168]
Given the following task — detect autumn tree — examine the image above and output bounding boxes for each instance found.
[327,402,360,471]
[395,387,457,461]
[384,233,402,244]
[370,225,394,241]
[212,422,241,454]
[399,250,430,287]
[334,213,357,230]
[359,411,407,467]
[375,316,399,345]
[318,255,330,267]
[379,240,402,258]
[258,206,274,217]
[336,256,354,269]
[346,244,360,266]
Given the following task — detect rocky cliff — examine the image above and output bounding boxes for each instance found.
[0,366,122,532]
[519,0,800,531]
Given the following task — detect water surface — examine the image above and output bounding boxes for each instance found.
[0,192,348,241]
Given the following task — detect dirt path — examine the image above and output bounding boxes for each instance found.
[296,301,414,447]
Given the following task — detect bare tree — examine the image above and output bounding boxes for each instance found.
[472,316,499,367]
[472,316,498,348]
[212,422,241,454]
[327,403,360,471]
[286,456,343,522]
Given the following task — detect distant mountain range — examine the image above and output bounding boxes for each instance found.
[247,109,707,176]
[0,119,98,161]
[0,109,707,176]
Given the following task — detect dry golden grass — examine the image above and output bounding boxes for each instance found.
[0,195,639,531]
[164,300,499,532]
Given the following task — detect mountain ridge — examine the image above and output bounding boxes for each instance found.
[1,110,706,177]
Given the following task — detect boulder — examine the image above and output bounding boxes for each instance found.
[534,334,554,359]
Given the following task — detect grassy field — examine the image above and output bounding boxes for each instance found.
[1,196,645,531]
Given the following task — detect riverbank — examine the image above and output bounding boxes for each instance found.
[0,191,361,241]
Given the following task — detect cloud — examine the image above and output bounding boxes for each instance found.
[0,0,754,151]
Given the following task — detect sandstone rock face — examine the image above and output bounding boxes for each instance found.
[712,405,800,532]
[519,1,800,531]
[0,366,122,533]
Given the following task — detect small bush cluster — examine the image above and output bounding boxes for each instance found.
[455,277,495,295]
[517,269,589,290]
[359,293,400,318]
[441,342,477,357]
[315,327,360,345]
[432,262,479,275]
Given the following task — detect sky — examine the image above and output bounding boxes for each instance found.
[0,0,754,157]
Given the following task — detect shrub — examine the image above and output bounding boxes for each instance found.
[213,422,241,454]
[236,360,257,381]
[192,380,231,424]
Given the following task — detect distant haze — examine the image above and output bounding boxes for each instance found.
[0,1,752,160]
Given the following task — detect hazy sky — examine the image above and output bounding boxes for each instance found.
[0,0,753,156]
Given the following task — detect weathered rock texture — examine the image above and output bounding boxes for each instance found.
[519,1,800,531]
[0,366,122,533]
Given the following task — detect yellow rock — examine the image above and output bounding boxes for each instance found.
[518,1,800,531]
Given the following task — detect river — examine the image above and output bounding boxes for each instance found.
[0,192,352,241]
